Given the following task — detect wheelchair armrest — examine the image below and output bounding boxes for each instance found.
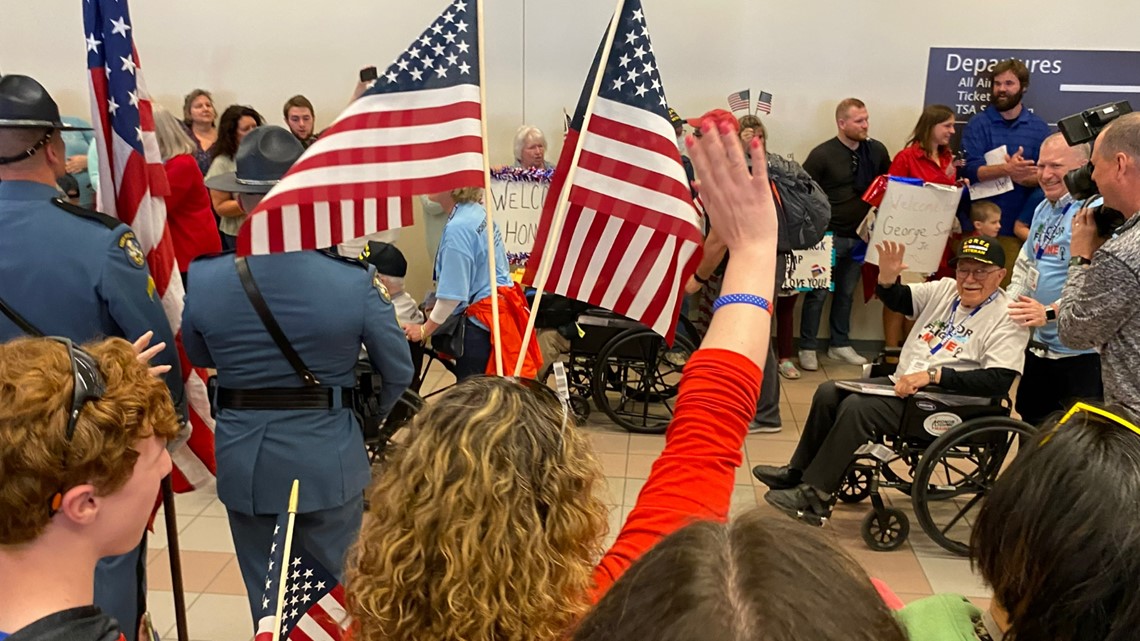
[912,387,1009,408]
[865,347,904,379]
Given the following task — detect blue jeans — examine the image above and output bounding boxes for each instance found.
[800,236,863,350]
[454,320,492,381]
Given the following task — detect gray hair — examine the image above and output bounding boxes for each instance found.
[513,125,546,163]
[1098,112,1140,163]
[1043,132,1090,162]
[152,104,197,161]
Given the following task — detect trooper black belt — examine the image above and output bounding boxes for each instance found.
[216,386,355,411]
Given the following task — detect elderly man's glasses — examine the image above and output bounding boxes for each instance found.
[955,266,1001,279]
[48,337,106,514]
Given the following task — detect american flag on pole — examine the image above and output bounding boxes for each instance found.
[727,89,751,114]
[238,0,482,256]
[84,0,217,491]
[756,90,773,115]
[523,0,702,343]
[255,515,349,641]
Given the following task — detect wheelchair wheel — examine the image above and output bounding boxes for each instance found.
[911,416,1035,556]
[569,395,591,422]
[838,467,873,504]
[591,328,696,434]
[861,507,910,552]
[365,389,426,463]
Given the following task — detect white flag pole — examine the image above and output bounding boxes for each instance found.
[270,480,301,641]
[512,0,626,377]
[476,0,504,376]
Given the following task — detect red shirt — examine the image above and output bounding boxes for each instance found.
[888,143,956,185]
[164,154,222,270]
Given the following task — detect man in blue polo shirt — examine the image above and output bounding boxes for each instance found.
[962,59,1051,280]
[1007,133,1103,426]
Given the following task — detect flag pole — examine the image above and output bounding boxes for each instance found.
[270,480,301,641]
[512,0,626,377]
[476,0,504,376]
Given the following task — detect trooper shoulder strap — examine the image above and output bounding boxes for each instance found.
[233,257,320,386]
[0,295,45,337]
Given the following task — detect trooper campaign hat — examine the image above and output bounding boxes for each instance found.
[0,75,91,131]
[205,125,304,194]
[949,235,1006,268]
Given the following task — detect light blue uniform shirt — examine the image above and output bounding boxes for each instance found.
[434,202,512,320]
[1009,193,1100,356]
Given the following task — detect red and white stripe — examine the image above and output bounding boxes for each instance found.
[527,98,702,343]
[239,84,484,255]
[89,52,216,492]
[255,586,349,641]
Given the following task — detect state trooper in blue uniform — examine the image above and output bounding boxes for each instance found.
[0,74,184,641]
[181,126,414,624]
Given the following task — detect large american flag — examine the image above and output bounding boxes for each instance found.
[238,0,482,256]
[84,0,217,491]
[727,89,751,114]
[523,0,702,343]
[255,516,349,641]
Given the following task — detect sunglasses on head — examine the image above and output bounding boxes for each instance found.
[1040,401,1140,446]
[48,337,106,514]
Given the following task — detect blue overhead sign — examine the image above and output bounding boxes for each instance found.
[924,47,1140,125]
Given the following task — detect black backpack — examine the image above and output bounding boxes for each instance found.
[767,153,831,251]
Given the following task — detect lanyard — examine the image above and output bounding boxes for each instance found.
[929,291,999,355]
[1035,202,1075,260]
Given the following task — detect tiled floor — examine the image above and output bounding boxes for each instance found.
[146,352,991,640]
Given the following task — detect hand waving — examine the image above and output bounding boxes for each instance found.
[875,241,909,284]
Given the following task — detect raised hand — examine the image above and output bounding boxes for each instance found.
[875,241,908,284]
[132,330,172,377]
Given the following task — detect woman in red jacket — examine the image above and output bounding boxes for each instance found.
[344,112,776,641]
[152,105,222,283]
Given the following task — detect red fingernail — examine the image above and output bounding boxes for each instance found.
[685,134,695,149]
[701,119,713,134]
[751,137,761,149]
[718,120,732,135]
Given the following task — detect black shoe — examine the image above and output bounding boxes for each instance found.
[764,485,832,527]
[751,464,801,490]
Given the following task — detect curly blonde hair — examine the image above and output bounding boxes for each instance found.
[0,337,180,545]
[346,377,608,641]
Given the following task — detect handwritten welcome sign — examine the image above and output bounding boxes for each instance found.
[785,233,834,292]
[865,181,961,274]
[488,177,551,264]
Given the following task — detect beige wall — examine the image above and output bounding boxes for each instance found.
[7,0,1139,339]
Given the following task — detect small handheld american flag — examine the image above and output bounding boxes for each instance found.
[727,89,751,114]
[238,0,483,256]
[756,90,774,115]
[523,0,702,344]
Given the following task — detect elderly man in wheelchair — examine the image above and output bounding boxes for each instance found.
[754,236,1030,526]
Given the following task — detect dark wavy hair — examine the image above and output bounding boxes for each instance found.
[574,509,908,641]
[213,105,264,160]
[972,405,1140,641]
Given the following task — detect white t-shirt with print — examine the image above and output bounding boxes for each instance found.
[896,278,1029,378]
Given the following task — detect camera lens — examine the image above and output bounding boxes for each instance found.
[1064,165,1099,200]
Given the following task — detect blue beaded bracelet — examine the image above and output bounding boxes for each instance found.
[712,293,772,314]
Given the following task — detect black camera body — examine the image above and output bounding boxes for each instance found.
[1059,101,1132,237]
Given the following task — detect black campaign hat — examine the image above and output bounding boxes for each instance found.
[0,75,91,130]
[205,126,304,194]
[359,241,408,277]
[949,235,1006,268]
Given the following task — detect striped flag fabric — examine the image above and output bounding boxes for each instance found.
[756,90,774,114]
[255,516,349,641]
[727,89,751,114]
[83,0,217,491]
[523,0,703,343]
[238,0,482,256]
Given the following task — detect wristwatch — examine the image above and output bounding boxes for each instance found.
[1045,306,1058,322]
[1069,256,1092,267]
[927,367,938,385]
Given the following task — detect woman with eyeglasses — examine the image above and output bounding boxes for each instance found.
[899,402,1140,641]
[345,112,777,641]
[0,336,180,641]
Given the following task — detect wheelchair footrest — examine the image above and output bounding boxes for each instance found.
[855,442,896,463]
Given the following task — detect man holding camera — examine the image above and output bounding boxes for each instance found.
[1058,112,1140,414]
[1006,134,1103,426]
[181,125,413,625]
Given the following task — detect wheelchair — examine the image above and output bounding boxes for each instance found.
[839,349,1035,555]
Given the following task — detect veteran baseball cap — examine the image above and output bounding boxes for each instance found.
[949,235,1005,268]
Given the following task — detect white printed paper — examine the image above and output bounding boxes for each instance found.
[969,146,1014,201]
[864,181,961,274]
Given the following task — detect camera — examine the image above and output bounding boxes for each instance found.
[1059,101,1132,237]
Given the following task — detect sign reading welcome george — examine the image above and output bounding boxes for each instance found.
[865,181,961,275]
[924,47,1140,125]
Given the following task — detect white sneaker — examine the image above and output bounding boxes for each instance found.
[798,349,819,371]
[828,345,868,365]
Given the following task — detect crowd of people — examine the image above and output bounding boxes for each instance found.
[4,50,1140,641]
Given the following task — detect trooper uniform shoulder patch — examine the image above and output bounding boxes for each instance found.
[118,231,146,269]
[373,271,392,302]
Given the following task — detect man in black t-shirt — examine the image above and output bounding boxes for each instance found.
[799,98,891,371]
